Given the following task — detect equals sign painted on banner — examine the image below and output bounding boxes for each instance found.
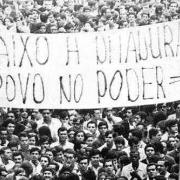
[169,76,180,84]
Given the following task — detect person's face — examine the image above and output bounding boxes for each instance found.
[31,151,40,161]
[11,146,18,154]
[94,110,101,119]
[4,149,12,160]
[40,26,46,33]
[157,160,166,173]
[169,137,176,148]
[99,125,108,136]
[115,142,124,151]
[68,130,75,141]
[64,153,75,167]
[126,109,133,118]
[128,14,135,23]
[20,137,29,148]
[170,124,178,134]
[155,131,162,141]
[14,155,23,166]
[43,170,53,180]
[87,123,96,134]
[104,161,114,172]
[43,1,53,10]
[147,165,157,178]
[46,151,54,161]
[145,147,155,158]
[91,154,100,167]
[76,132,85,142]
[41,141,50,149]
[130,152,140,163]
[42,110,51,121]
[142,14,149,22]
[7,113,15,120]
[32,10,39,20]
[79,159,88,171]
[7,123,15,134]
[59,130,68,142]
[105,134,113,145]
[29,136,36,146]
[55,151,64,163]
[120,10,127,20]
[86,137,94,146]
[176,104,180,114]
[169,3,178,13]
[0,130,8,141]
[40,157,49,168]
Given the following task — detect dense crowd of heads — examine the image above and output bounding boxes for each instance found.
[0,0,180,33]
[0,102,179,179]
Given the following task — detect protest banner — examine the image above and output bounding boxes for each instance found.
[0,20,180,109]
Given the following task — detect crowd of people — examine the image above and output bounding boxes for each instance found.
[0,102,179,180]
[0,0,179,33]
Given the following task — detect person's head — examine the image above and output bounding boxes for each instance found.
[104,159,114,172]
[40,155,50,169]
[28,133,38,146]
[0,147,12,161]
[3,119,15,135]
[7,141,19,153]
[45,148,54,162]
[169,2,178,14]
[168,135,177,150]
[63,148,76,167]
[48,162,59,173]
[125,108,133,118]
[42,109,52,122]
[74,130,86,143]
[78,156,89,171]
[53,146,64,163]
[43,167,55,180]
[85,133,94,146]
[128,13,136,23]
[149,128,162,141]
[114,136,125,151]
[89,149,101,167]
[13,151,24,166]
[87,121,97,134]
[128,136,139,151]
[6,111,15,121]
[67,128,75,142]
[20,161,33,178]
[147,163,157,179]
[156,160,168,174]
[43,0,53,10]
[58,127,68,143]
[130,150,140,164]
[0,127,8,142]
[30,147,41,162]
[98,121,108,136]
[145,144,155,158]
[94,109,102,119]
[19,132,29,149]
[105,130,114,145]
[168,173,178,180]
[166,119,178,134]
[39,135,51,150]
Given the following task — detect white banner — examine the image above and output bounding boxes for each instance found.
[0,20,180,109]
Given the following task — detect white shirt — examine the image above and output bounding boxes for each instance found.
[50,140,74,150]
[121,162,147,180]
[0,157,15,172]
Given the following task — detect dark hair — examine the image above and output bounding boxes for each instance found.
[130,128,143,140]
[30,147,41,154]
[87,120,97,128]
[128,136,139,147]
[149,128,159,139]
[7,141,19,148]
[48,162,60,172]
[89,149,101,158]
[98,121,108,129]
[13,151,24,160]
[145,143,155,152]
[40,155,51,164]
[114,136,125,145]
[58,127,68,135]
[20,161,33,177]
